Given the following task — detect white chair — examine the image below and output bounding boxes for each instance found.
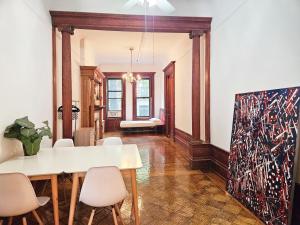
[0,173,49,225]
[79,167,128,225]
[53,138,74,148]
[52,139,75,203]
[102,137,123,146]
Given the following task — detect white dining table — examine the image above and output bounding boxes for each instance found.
[0,144,143,225]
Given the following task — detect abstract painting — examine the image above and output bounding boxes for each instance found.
[227,87,300,225]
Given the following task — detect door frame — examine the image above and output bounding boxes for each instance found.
[163,61,175,140]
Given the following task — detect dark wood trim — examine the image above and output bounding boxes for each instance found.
[174,128,192,149]
[189,141,211,170]
[190,31,203,141]
[210,145,229,180]
[52,27,57,144]
[164,61,175,140]
[205,31,211,143]
[132,72,155,120]
[50,11,212,33]
[60,26,74,138]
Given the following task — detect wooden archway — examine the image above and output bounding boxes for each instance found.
[50,11,212,168]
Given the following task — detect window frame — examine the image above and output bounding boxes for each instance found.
[132,72,155,120]
[103,73,126,120]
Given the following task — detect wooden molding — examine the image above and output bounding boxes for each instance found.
[174,128,192,149]
[61,29,73,138]
[52,27,57,144]
[50,11,212,33]
[191,34,201,140]
[164,61,175,139]
[132,72,155,120]
[189,30,204,39]
[57,25,75,34]
[210,145,229,180]
[204,32,211,143]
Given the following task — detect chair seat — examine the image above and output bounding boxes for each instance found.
[37,196,50,206]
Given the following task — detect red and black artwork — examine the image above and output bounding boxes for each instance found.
[227,87,300,225]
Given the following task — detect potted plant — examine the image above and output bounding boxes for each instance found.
[4,116,52,156]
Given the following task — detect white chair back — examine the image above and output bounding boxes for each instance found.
[0,173,40,217]
[102,137,123,146]
[79,167,128,207]
[53,138,74,148]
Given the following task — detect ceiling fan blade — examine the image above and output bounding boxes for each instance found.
[123,0,140,10]
[156,0,175,13]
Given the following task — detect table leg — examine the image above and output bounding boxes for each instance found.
[130,169,140,225]
[68,173,79,225]
[51,175,59,225]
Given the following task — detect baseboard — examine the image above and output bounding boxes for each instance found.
[210,145,229,180]
[174,128,192,148]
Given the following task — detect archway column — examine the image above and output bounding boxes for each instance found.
[58,26,74,138]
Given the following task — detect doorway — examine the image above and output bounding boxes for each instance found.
[163,61,175,139]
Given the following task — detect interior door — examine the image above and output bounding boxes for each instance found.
[164,62,175,139]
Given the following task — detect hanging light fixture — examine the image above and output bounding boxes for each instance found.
[123,47,141,83]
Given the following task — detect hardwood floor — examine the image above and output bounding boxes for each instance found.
[9,133,263,225]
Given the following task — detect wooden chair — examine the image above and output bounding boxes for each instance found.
[0,173,49,225]
[79,166,127,225]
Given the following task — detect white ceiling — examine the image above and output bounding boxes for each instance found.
[45,0,213,17]
[75,29,188,65]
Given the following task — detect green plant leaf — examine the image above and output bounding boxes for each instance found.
[21,137,41,156]
[20,128,36,137]
[38,127,52,138]
[15,117,34,128]
[42,121,49,126]
[4,124,21,139]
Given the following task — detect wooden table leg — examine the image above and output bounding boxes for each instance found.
[68,173,79,225]
[51,175,59,225]
[130,169,140,225]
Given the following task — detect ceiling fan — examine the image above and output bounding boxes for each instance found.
[123,0,175,13]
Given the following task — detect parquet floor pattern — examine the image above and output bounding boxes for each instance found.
[8,134,263,225]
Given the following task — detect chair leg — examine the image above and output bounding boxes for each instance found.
[112,207,119,225]
[32,210,44,225]
[115,204,125,225]
[88,209,95,225]
[130,200,134,219]
[8,217,13,225]
[22,217,27,225]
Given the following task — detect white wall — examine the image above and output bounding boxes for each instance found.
[99,64,164,120]
[168,39,193,135]
[0,0,53,162]
[210,0,300,151]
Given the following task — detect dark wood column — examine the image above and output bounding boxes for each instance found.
[190,31,203,141]
[58,26,74,138]
[205,31,211,143]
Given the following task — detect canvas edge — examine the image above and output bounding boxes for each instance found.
[288,108,300,225]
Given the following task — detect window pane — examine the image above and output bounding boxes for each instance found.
[137,98,150,117]
[137,79,150,97]
[108,99,122,111]
[108,91,122,98]
[108,79,122,91]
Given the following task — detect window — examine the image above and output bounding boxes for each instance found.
[133,73,155,119]
[107,78,123,118]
